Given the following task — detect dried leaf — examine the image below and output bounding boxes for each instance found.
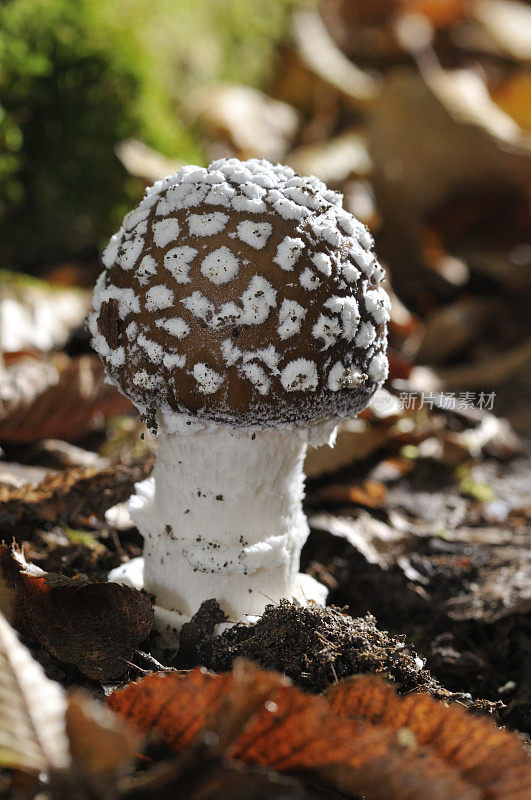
[115,139,184,185]
[0,611,69,773]
[232,684,479,800]
[402,0,467,28]
[184,84,299,162]
[0,352,133,444]
[203,661,292,757]
[107,668,235,751]
[0,271,89,352]
[108,664,531,800]
[286,129,372,185]
[326,675,531,797]
[65,689,139,778]
[0,454,153,532]
[292,8,380,104]
[315,479,387,509]
[369,69,529,296]
[0,546,154,681]
[304,418,390,478]
[473,0,531,60]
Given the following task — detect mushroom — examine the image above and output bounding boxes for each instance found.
[89,158,389,634]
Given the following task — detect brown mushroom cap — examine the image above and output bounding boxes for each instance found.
[89,158,389,429]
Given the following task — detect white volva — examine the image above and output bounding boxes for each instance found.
[109,425,331,629]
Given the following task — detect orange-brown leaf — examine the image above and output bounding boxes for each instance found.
[0,352,132,444]
[315,479,387,508]
[231,683,478,800]
[326,676,531,798]
[106,667,531,800]
[0,546,153,681]
[107,669,234,751]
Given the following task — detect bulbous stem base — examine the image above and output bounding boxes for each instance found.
[109,427,328,630]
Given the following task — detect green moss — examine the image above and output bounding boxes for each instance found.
[0,0,295,269]
[62,525,99,549]
[459,477,495,503]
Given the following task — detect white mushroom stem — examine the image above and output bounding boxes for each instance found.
[113,426,329,621]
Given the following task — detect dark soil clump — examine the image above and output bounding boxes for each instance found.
[176,598,498,713]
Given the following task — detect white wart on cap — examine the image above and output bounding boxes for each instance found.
[90,158,389,428]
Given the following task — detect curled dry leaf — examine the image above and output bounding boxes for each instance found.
[292,8,380,105]
[0,611,69,773]
[0,351,133,444]
[107,663,531,800]
[0,545,154,681]
[0,453,153,532]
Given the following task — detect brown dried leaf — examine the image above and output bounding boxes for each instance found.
[65,689,139,778]
[0,546,153,681]
[0,453,153,532]
[115,139,184,185]
[304,418,390,478]
[491,72,531,131]
[326,675,531,797]
[0,273,89,352]
[0,611,69,773]
[473,0,531,61]
[315,479,388,509]
[286,129,372,186]
[232,685,479,800]
[107,668,235,751]
[292,8,380,105]
[0,351,133,444]
[184,84,299,162]
[369,69,530,296]
[107,665,531,800]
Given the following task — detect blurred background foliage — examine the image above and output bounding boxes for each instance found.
[0,0,295,268]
